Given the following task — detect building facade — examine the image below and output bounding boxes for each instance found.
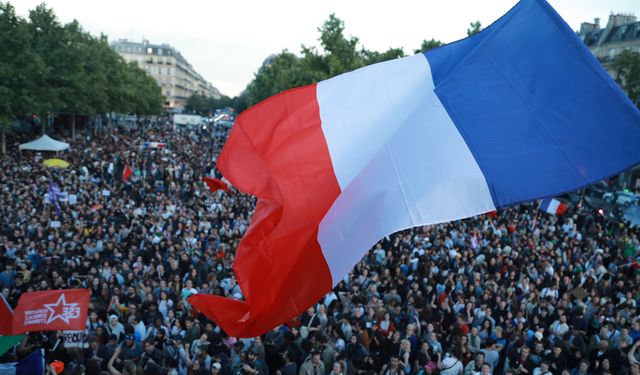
[578,13,640,72]
[110,39,221,109]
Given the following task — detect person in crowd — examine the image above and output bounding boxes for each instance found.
[3,119,640,375]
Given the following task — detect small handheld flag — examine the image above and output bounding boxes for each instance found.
[203,177,229,192]
[48,181,65,215]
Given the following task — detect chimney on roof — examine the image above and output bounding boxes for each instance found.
[594,18,600,28]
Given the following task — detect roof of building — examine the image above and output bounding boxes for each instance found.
[604,22,640,44]
[582,29,603,47]
[110,39,217,90]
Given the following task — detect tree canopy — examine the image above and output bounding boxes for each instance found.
[467,21,483,36]
[0,2,164,139]
[244,16,492,108]
[611,50,640,108]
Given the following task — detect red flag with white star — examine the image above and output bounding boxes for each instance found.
[12,289,89,334]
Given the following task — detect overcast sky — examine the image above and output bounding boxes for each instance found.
[14,0,640,97]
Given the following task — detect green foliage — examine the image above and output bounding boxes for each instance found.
[0,1,164,137]
[248,14,407,107]
[467,21,483,36]
[611,50,640,108]
[361,47,405,66]
[413,38,444,54]
[186,93,208,113]
[0,2,50,129]
[250,50,322,105]
[232,92,250,114]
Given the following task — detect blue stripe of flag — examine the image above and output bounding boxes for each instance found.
[424,0,640,209]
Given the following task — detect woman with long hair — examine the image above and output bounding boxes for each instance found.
[399,339,411,375]
[159,290,174,320]
[90,277,102,298]
[478,320,492,343]
[330,360,345,375]
[169,274,185,297]
[380,312,395,338]
[459,335,472,367]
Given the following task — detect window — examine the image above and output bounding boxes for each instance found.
[166,90,171,97]
[609,48,615,59]
[137,47,142,53]
[624,46,630,50]
[638,45,640,53]
[147,47,153,54]
[126,46,131,53]
[158,67,163,75]
[157,58,163,64]
[137,57,142,64]
[166,68,171,75]
[157,78,162,85]
[158,48,163,55]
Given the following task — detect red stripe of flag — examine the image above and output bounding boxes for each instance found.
[189,84,340,338]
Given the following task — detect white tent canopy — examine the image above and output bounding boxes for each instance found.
[19,135,69,152]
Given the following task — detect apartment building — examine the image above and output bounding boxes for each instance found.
[111,39,221,109]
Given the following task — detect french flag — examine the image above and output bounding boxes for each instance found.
[539,197,567,215]
[143,142,166,148]
[189,0,640,337]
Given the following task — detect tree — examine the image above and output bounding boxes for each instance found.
[414,38,444,54]
[249,50,319,106]
[0,2,49,154]
[126,61,164,117]
[467,21,483,36]
[232,92,250,114]
[361,47,405,65]
[249,14,406,107]
[611,50,640,108]
[185,93,208,113]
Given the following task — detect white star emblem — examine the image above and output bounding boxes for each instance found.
[44,294,80,324]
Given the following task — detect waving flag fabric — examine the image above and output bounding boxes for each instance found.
[0,349,44,375]
[48,181,65,215]
[13,289,89,334]
[122,165,133,184]
[539,198,568,215]
[143,142,166,148]
[0,294,13,336]
[203,177,229,192]
[189,0,640,337]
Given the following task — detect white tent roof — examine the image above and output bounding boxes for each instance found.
[19,135,70,152]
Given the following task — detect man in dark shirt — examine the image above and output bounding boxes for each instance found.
[278,351,297,375]
[300,305,321,337]
[140,338,164,367]
[84,336,110,370]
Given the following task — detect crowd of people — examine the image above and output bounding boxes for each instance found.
[1,119,640,375]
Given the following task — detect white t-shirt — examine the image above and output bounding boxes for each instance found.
[440,358,463,375]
